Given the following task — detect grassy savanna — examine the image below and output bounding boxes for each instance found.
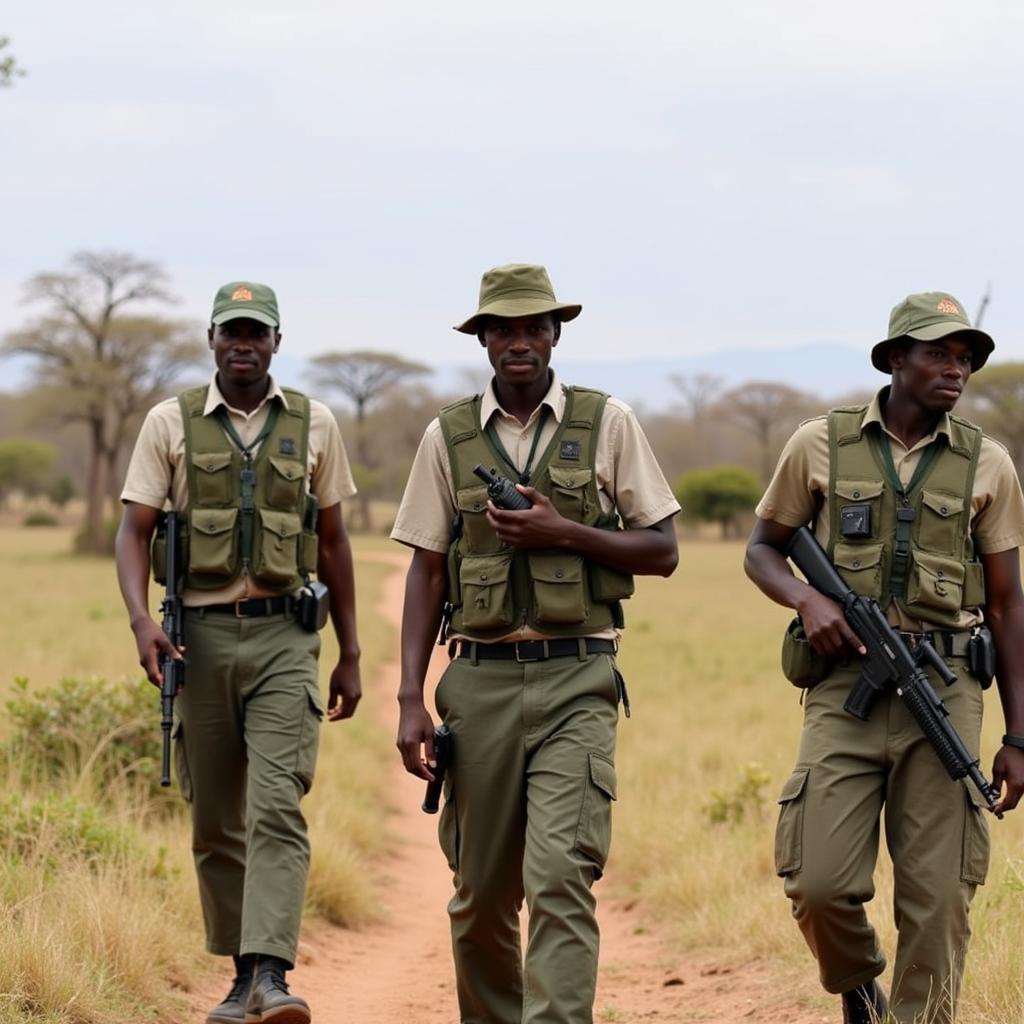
[0,526,396,1023]
[612,539,1024,1023]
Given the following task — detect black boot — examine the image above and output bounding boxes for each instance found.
[841,980,889,1024]
[207,954,256,1024]
[244,955,311,1024]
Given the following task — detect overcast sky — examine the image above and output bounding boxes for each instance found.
[4,1,1024,376]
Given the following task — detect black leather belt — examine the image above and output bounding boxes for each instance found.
[455,638,617,663]
[898,630,972,657]
[194,596,295,618]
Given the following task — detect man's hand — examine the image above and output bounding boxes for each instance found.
[486,485,568,549]
[132,616,183,688]
[991,745,1024,815]
[327,658,361,721]
[795,590,866,657]
[397,700,437,781]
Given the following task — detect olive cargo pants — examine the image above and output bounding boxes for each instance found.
[174,608,324,965]
[775,658,990,1024]
[434,649,620,1024]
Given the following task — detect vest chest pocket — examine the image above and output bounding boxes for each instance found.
[832,541,884,600]
[456,484,502,554]
[918,490,965,555]
[834,479,883,540]
[255,509,302,585]
[905,551,965,620]
[191,451,234,505]
[548,466,592,521]
[267,456,306,509]
[459,553,514,632]
[189,507,239,576]
[529,552,588,624]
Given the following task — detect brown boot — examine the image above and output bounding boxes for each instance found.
[207,955,255,1024]
[244,957,311,1024]
[841,980,889,1024]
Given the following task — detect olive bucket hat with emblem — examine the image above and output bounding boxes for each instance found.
[211,281,280,328]
[454,263,582,334]
[871,291,994,373]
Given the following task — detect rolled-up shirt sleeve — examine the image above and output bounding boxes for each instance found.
[120,406,173,510]
[390,420,457,553]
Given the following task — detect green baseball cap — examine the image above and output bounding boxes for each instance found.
[871,291,994,373]
[211,281,280,327]
[454,263,582,334]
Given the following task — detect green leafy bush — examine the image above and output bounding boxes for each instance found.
[22,511,58,527]
[4,676,162,795]
[702,762,772,825]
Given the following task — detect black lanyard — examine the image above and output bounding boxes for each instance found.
[484,405,550,485]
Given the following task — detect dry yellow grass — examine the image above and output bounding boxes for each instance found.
[613,539,1024,1023]
[0,526,397,1022]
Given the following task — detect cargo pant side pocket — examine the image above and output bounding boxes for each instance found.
[575,752,617,880]
[774,768,809,876]
[961,784,991,885]
[295,685,324,794]
[439,784,460,873]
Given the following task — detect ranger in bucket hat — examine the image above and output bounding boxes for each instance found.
[392,263,680,1024]
[745,291,1024,1023]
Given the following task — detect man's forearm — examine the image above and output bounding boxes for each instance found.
[115,522,154,627]
[989,602,1024,735]
[557,517,678,577]
[318,537,360,661]
[398,553,446,704]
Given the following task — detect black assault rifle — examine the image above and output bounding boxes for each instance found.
[786,526,1002,816]
[159,511,186,788]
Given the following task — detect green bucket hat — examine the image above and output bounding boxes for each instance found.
[871,291,994,373]
[211,281,280,328]
[454,263,582,334]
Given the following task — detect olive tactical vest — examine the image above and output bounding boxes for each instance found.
[439,386,635,639]
[174,385,317,592]
[826,404,984,628]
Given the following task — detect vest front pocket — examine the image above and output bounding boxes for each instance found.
[456,484,502,554]
[905,551,965,620]
[255,509,303,585]
[548,465,592,520]
[834,479,884,539]
[189,507,239,576]
[267,456,306,509]
[529,552,588,624]
[918,490,965,555]
[191,451,234,505]
[832,541,884,599]
[459,553,514,632]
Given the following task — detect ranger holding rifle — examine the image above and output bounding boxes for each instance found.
[115,281,361,1024]
[745,292,1024,1024]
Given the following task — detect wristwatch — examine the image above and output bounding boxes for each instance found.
[1002,734,1024,750]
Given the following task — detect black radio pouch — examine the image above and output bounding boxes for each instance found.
[967,626,996,690]
[297,580,330,633]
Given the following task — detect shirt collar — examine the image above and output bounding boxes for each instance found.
[479,370,565,428]
[204,372,288,417]
[863,386,951,451]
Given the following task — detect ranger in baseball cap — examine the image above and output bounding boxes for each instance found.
[211,281,280,328]
[871,291,994,373]
[454,263,581,334]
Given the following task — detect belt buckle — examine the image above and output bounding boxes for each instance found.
[515,640,547,663]
[234,600,250,619]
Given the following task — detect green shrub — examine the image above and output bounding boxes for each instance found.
[702,762,772,825]
[4,676,163,796]
[0,793,133,870]
[21,511,58,527]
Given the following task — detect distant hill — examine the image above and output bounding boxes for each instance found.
[2,343,879,411]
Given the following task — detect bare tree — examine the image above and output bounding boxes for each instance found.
[309,351,431,530]
[969,362,1024,476]
[3,252,204,552]
[0,36,26,88]
[670,373,725,425]
[720,381,812,482]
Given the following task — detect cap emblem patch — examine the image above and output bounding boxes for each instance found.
[936,298,960,316]
[231,287,253,302]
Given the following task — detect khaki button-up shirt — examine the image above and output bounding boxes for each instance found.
[756,389,1024,630]
[391,372,680,640]
[121,373,356,606]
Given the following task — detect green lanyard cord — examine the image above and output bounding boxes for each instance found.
[215,402,281,569]
[485,405,551,485]
[868,426,944,597]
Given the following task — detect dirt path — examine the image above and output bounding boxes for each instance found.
[195,552,827,1024]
